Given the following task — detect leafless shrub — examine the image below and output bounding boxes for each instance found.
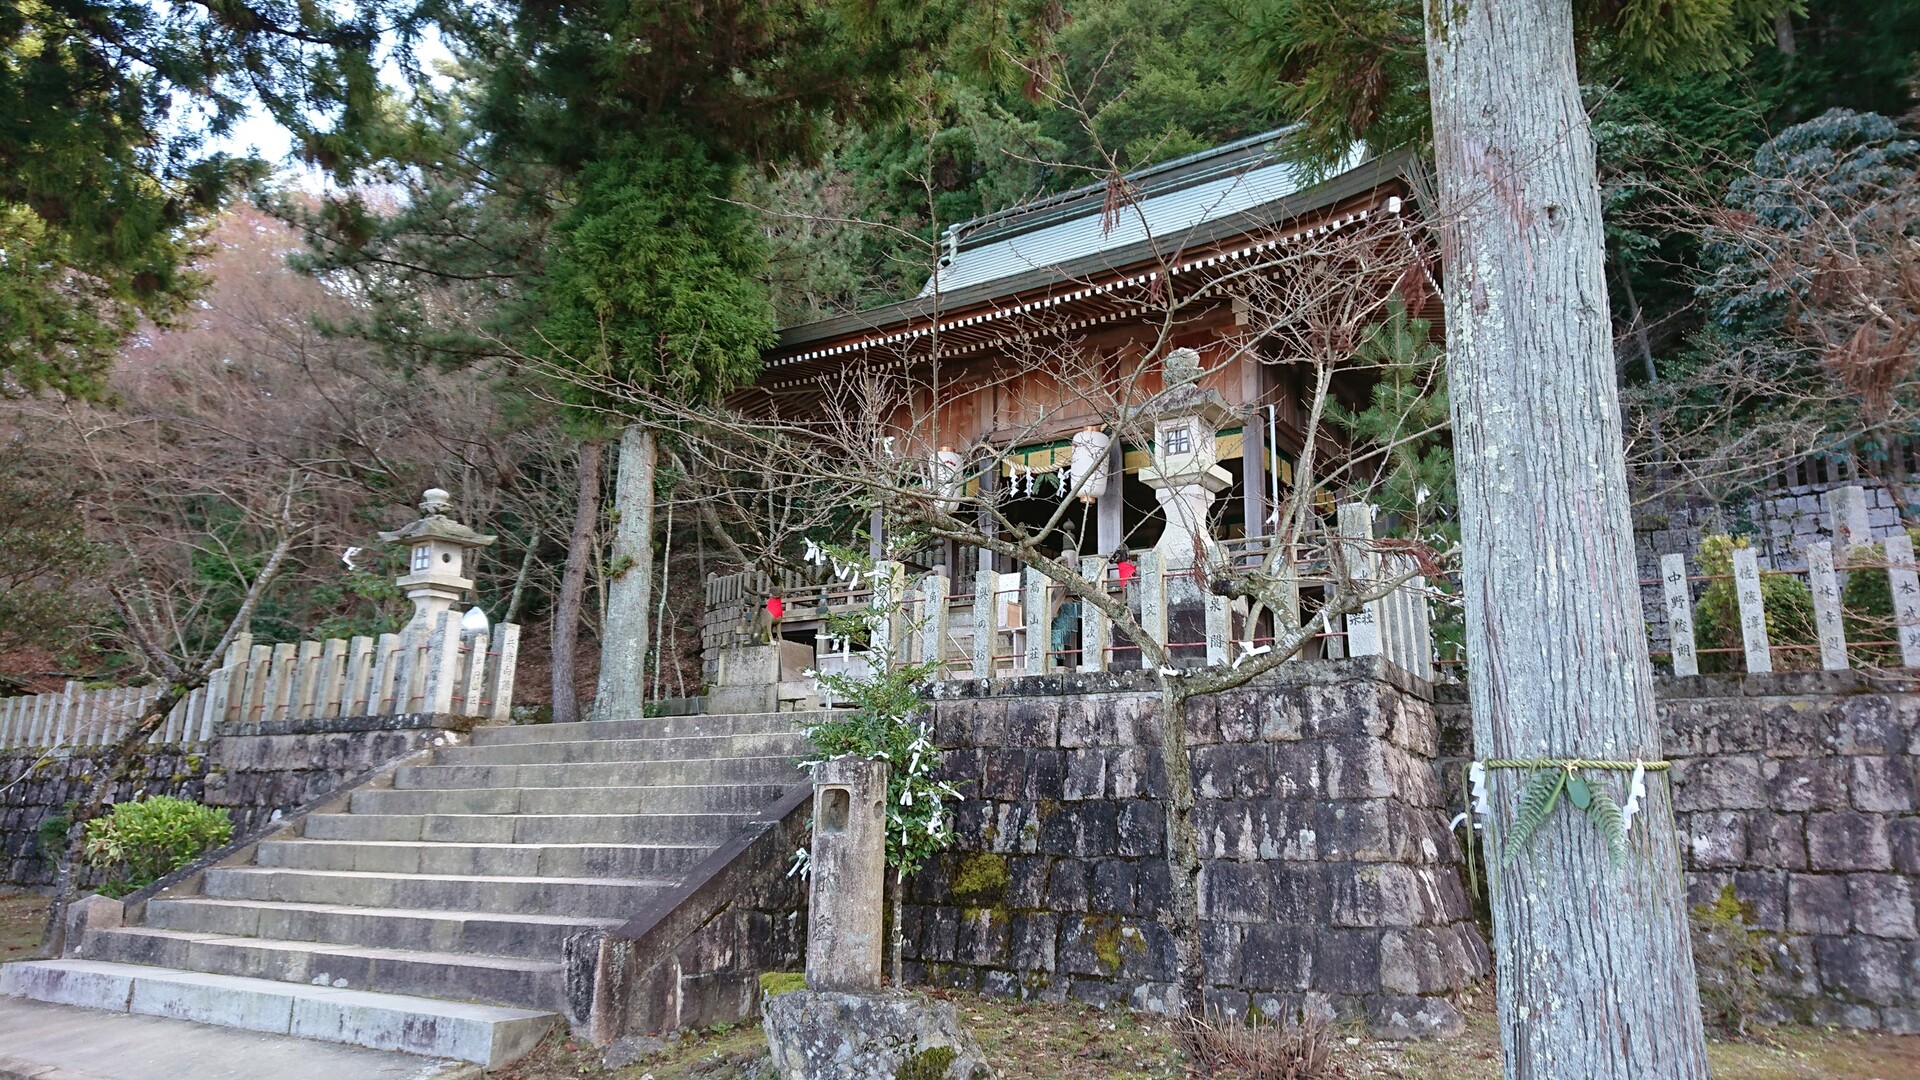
[1174,999,1342,1080]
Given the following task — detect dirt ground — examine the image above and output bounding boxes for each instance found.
[1,889,46,963]
[3,890,1916,1079]
[494,982,1920,1080]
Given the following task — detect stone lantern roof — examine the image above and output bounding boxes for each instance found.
[378,489,497,549]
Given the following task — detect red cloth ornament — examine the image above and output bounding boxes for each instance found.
[1115,561,1137,583]
[766,596,785,619]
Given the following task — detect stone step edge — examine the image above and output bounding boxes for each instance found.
[88,925,565,973]
[264,838,715,853]
[0,959,555,1068]
[146,896,626,930]
[206,867,680,888]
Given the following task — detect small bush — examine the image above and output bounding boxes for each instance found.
[1174,998,1337,1080]
[1691,884,1772,1037]
[1692,535,1817,672]
[82,795,232,897]
[37,800,75,860]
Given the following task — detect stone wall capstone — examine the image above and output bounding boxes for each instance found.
[912,658,1488,1037]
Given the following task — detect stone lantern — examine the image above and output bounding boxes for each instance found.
[1134,348,1235,569]
[379,489,496,631]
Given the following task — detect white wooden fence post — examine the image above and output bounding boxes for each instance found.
[1022,567,1047,676]
[459,630,489,715]
[971,569,995,680]
[488,623,521,723]
[1079,556,1109,673]
[1884,534,1920,668]
[1660,553,1700,677]
[368,633,399,715]
[1338,504,1383,659]
[423,612,461,714]
[918,573,950,677]
[1205,593,1230,667]
[1139,551,1167,665]
[1829,484,1872,562]
[1806,541,1849,671]
[344,636,374,715]
[869,561,905,666]
[319,638,348,717]
[1731,546,1772,673]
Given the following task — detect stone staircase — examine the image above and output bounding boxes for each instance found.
[1,712,809,1067]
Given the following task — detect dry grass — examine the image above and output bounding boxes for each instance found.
[1173,1000,1339,1079]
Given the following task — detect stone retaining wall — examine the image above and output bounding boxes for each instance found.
[909,659,1488,1036]
[1,714,468,887]
[1438,671,1920,1031]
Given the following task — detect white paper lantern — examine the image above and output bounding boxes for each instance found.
[932,447,965,513]
[1068,427,1111,504]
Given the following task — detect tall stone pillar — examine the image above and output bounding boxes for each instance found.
[806,756,888,992]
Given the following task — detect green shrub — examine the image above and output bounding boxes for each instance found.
[1692,535,1817,672]
[37,803,73,860]
[82,795,232,897]
[1690,884,1772,1037]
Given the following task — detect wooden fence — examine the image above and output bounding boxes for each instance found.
[0,612,521,752]
[705,502,1436,684]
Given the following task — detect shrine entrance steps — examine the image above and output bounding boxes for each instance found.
[1,712,809,1068]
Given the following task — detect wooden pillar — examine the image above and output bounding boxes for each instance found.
[1096,440,1125,557]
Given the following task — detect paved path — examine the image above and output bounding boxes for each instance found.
[0,997,479,1080]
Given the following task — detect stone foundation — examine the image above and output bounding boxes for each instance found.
[911,659,1487,1035]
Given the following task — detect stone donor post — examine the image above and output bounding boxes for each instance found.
[805,756,887,991]
[763,755,993,1079]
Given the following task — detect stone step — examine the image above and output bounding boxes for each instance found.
[433,731,811,767]
[256,838,713,878]
[0,959,553,1067]
[83,927,565,1012]
[391,756,804,791]
[469,712,808,746]
[201,866,675,918]
[143,898,618,960]
[304,810,752,846]
[348,782,793,817]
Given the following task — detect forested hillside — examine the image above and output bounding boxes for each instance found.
[2,0,1915,704]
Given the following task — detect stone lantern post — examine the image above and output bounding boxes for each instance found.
[379,489,497,632]
[1131,348,1235,664]
[1135,348,1235,570]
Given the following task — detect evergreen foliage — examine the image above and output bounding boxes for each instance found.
[82,795,233,897]
[1690,534,1817,671]
[0,0,404,397]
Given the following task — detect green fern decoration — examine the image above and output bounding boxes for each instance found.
[1586,782,1629,865]
[1502,768,1568,866]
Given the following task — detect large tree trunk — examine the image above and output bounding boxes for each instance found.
[1423,2,1710,1076]
[552,438,604,726]
[597,426,656,720]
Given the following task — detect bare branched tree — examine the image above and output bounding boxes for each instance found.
[513,202,1452,1006]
